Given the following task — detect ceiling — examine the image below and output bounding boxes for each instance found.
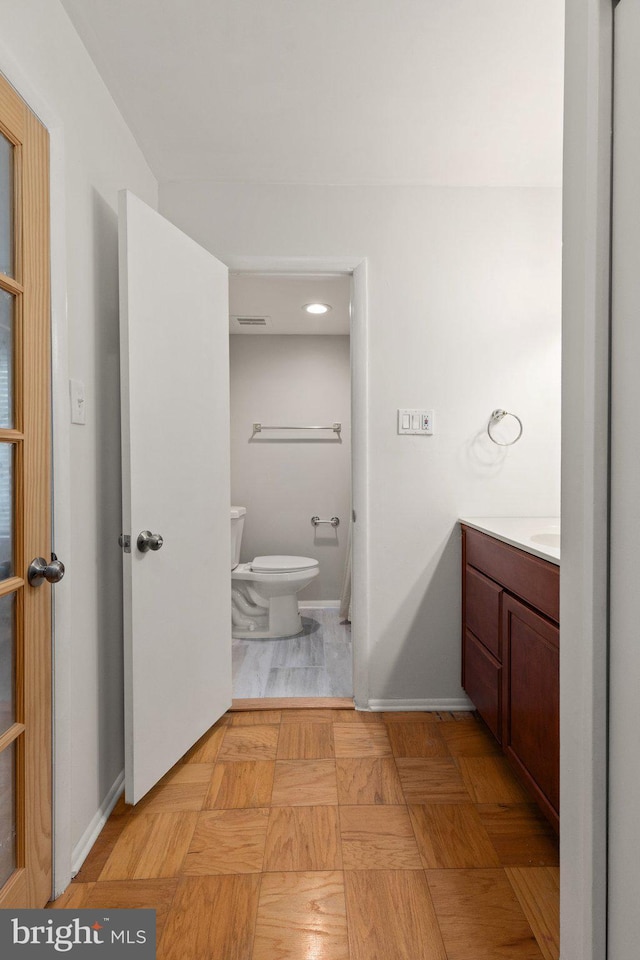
[59,0,564,187]
[229,274,350,334]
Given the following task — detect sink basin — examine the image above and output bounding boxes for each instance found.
[530,532,560,548]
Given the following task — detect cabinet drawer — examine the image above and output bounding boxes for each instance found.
[463,629,501,742]
[465,565,502,659]
[465,527,559,622]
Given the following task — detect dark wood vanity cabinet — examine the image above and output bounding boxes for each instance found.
[461,525,559,830]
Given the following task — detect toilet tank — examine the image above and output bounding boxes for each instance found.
[230,506,246,569]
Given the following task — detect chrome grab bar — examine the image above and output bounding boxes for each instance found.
[253,422,341,434]
[311,516,340,527]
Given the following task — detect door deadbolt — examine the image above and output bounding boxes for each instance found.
[28,553,65,587]
[137,531,164,553]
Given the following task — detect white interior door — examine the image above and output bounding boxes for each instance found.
[609,0,640,952]
[119,190,231,804]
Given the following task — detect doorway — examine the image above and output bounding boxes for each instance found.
[228,272,354,700]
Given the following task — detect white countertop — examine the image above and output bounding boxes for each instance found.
[459,517,560,565]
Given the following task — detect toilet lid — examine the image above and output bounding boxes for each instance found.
[250,555,319,574]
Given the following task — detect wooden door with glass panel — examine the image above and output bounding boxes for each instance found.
[0,73,53,908]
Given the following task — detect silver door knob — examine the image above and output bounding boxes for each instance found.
[137,530,164,553]
[28,553,65,587]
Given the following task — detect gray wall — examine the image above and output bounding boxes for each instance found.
[230,334,351,603]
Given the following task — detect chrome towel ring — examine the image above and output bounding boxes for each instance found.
[487,409,523,446]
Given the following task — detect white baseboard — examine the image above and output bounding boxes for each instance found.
[71,770,125,876]
[299,601,340,609]
[367,697,474,712]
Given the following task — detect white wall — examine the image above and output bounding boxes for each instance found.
[162,181,562,705]
[0,0,158,872]
[230,334,351,602]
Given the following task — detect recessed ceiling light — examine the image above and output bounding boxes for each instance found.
[304,303,332,315]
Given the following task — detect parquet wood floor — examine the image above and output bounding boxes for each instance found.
[51,709,559,960]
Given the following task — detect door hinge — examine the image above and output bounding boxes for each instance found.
[119,534,131,553]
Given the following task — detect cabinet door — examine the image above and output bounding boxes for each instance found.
[502,595,559,826]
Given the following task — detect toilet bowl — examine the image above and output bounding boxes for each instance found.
[231,507,319,639]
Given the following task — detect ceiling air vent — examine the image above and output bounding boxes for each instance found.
[231,315,272,331]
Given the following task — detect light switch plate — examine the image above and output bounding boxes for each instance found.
[70,379,86,425]
[398,408,434,435]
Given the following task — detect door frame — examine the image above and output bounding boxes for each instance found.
[0,44,73,899]
[226,255,370,708]
[561,0,613,957]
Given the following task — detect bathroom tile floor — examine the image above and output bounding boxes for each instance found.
[51,709,559,960]
[233,607,352,698]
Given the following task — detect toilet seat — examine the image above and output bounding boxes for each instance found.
[250,555,318,574]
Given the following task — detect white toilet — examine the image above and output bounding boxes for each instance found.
[231,506,319,639]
